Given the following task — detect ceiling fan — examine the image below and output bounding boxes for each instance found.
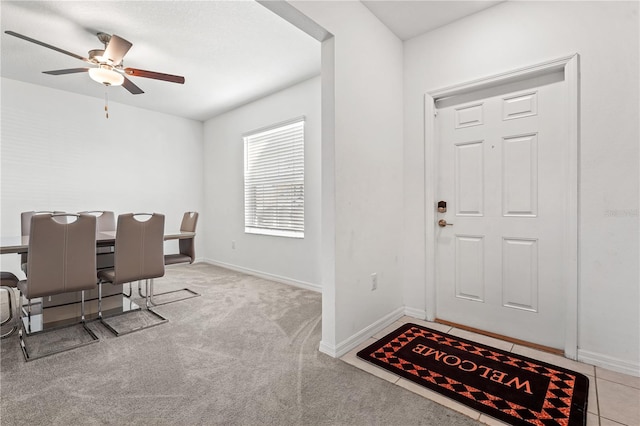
[4,30,185,95]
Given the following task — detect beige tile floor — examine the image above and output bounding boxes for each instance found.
[342,317,640,426]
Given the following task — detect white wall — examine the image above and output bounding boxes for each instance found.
[202,76,322,291]
[0,78,204,275]
[289,1,405,355]
[403,1,639,375]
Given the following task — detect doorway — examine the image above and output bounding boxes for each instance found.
[424,55,579,357]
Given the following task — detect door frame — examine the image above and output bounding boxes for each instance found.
[423,54,580,359]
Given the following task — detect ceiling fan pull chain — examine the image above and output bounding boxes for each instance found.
[104,87,109,119]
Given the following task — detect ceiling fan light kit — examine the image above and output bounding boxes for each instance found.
[88,65,124,86]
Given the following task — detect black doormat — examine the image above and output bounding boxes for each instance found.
[357,323,589,426]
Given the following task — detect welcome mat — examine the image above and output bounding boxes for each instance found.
[357,323,589,426]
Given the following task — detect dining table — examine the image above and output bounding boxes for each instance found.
[0,230,196,331]
[0,230,196,255]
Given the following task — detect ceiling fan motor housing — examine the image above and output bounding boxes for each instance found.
[88,49,106,63]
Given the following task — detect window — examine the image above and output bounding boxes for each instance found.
[244,118,304,238]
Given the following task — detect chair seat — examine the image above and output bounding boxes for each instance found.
[164,253,192,265]
[1,272,19,287]
[97,269,116,283]
[17,280,28,295]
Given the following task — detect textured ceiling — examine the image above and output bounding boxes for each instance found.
[1,1,321,121]
[1,1,505,122]
[362,0,504,40]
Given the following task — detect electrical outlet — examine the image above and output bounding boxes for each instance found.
[371,273,378,291]
[231,240,236,249]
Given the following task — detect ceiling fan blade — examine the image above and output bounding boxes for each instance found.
[122,76,144,95]
[103,34,132,65]
[43,68,89,75]
[4,30,89,62]
[124,68,185,84]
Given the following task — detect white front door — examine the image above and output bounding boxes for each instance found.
[434,71,569,350]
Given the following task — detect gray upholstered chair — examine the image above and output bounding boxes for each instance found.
[20,210,66,236]
[20,211,65,273]
[78,210,116,233]
[164,211,199,265]
[17,213,99,361]
[138,211,200,305]
[78,211,116,269]
[97,213,168,336]
[1,272,19,339]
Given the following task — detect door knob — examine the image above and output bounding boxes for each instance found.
[438,219,453,227]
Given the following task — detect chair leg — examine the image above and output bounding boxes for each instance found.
[1,287,18,339]
[122,282,132,298]
[19,292,99,362]
[145,279,151,309]
[18,293,28,360]
[27,299,32,333]
[81,290,86,322]
[137,277,200,306]
[98,281,103,319]
[79,290,99,341]
[97,280,119,335]
[1,288,13,326]
[98,279,167,337]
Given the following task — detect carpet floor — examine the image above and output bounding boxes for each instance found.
[1,263,480,426]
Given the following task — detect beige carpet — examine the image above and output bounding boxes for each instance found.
[1,263,480,425]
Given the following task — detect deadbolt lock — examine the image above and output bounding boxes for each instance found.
[437,201,447,213]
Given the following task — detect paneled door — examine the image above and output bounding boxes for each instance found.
[434,71,569,350]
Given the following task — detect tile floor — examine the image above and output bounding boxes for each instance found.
[342,317,640,426]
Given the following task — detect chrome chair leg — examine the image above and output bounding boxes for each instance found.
[97,280,119,336]
[123,282,132,298]
[98,282,103,319]
[137,277,200,306]
[18,295,27,360]
[1,288,13,326]
[81,290,86,322]
[98,278,167,337]
[1,287,17,339]
[19,290,99,362]
[27,299,32,333]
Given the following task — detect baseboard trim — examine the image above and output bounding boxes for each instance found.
[319,340,337,358]
[578,349,640,377]
[198,260,639,373]
[201,259,322,293]
[404,306,426,320]
[329,306,405,358]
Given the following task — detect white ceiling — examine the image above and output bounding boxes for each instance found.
[1,1,321,121]
[1,1,504,122]
[362,0,504,41]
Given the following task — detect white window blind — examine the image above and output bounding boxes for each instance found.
[244,118,304,238]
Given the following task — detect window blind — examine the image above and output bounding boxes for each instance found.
[244,118,304,238]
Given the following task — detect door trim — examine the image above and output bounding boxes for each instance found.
[423,54,580,359]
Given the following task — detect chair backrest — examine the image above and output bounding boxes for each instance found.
[78,211,116,233]
[180,212,199,233]
[21,211,65,237]
[179,212,198,262]
[24,214,97,299]
[113,213,165,284]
